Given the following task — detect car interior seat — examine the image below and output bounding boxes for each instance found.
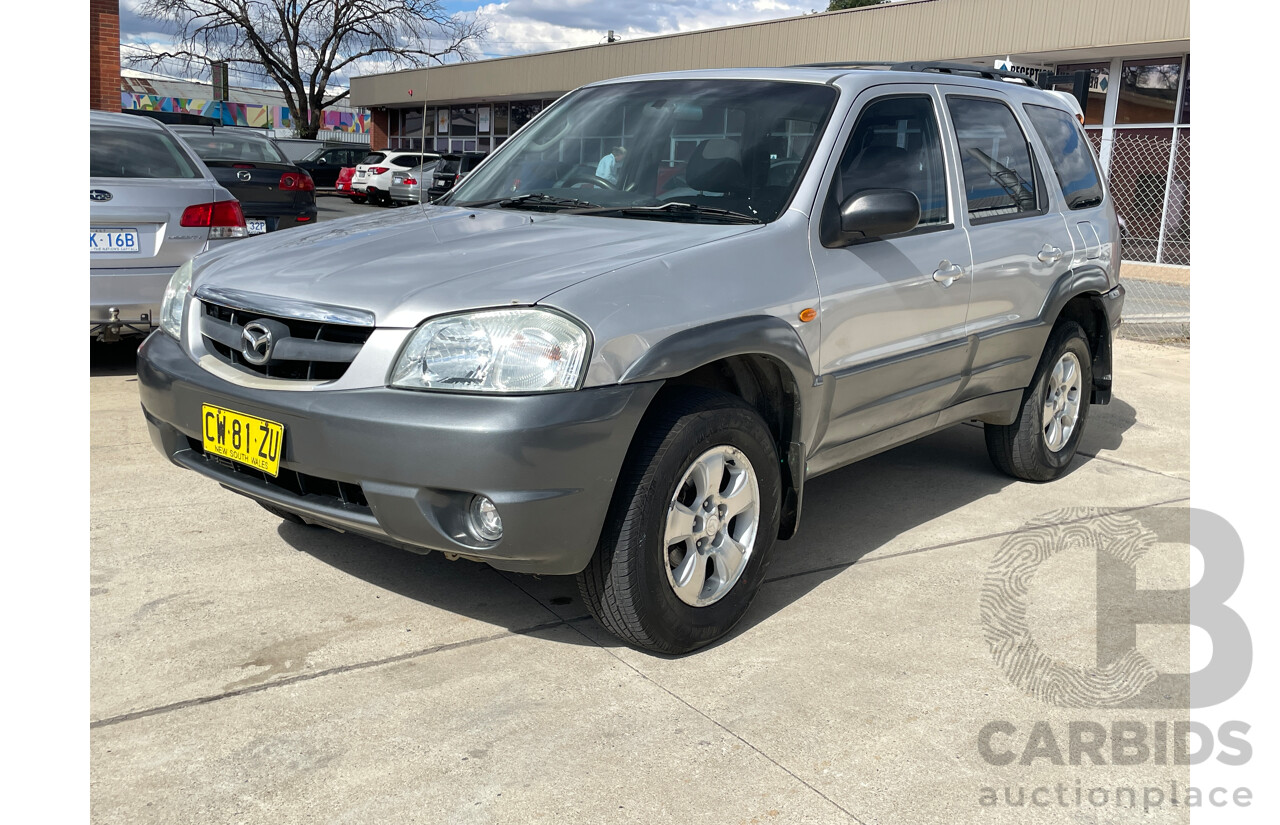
[686,138,746,196]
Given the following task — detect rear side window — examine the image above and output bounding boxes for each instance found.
[392,156,419,168]
[91,126,202,179]
[1023,103,1105,209]
[946,96,1041,221]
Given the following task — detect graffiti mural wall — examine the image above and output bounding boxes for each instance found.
[120,93,371,134]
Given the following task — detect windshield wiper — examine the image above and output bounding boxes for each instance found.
[452,193,600,210]
[570,202,763,224]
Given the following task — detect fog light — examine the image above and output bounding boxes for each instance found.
[468,495,503,541]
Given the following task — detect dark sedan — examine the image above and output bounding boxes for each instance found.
[295,145,370,188]
[426,152,487,201]
[169,126,318,235]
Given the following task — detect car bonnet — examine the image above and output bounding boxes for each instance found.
[187,205,761,328]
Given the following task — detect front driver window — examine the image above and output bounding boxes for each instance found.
[831,95,950,228]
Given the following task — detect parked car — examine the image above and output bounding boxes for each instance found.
[426,152,487,201]
[90,111,246,341]
[169,125,318,235]
[138,63,1123,654]
[296,145,371,188]
[389,160,445,205]
[334,166,363,202]
[353,150,438,204]
[119,108,222,127]
[271,138,327,163]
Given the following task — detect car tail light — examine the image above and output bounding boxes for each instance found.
[370,166,389,175]
[280,172,315,191]
[403,177,417,186]
[180,200,248,239]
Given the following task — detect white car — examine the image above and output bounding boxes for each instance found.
[353,150,440,205]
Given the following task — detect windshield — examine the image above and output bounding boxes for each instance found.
[447,79,838,223]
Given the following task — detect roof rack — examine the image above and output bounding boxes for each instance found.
[790,61,896,70]
[888,61,1038,86]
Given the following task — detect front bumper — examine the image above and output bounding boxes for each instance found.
[136,331,662,574]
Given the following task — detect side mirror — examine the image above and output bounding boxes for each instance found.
[824,189,921,248]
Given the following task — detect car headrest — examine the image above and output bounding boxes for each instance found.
[687,138,746,194]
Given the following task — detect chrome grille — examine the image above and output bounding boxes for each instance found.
[196,287,375,381]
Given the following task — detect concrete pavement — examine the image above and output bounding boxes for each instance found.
[90,338,1191,824]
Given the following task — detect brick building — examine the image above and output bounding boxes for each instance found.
[90,0,120,111]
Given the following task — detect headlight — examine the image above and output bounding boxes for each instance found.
[160,260,194,339]
[391,308,590,393]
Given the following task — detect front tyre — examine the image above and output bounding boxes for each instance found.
[985,321,1093,481]
[577,389,781,654]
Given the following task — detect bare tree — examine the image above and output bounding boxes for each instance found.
[130,0,487,138]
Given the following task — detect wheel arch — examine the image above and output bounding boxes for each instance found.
[1041,265,1117,405]
[618,316,819,540]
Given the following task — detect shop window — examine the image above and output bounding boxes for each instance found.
[1117,59,1182,125]
[1054,62,1109,125]
[1179,56,1191,124]
[510,101,543,131]
[494,103,509,135]
[451,105,477,137]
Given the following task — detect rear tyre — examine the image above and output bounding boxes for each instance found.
[985,321,1092,482]
[577,389,781,655]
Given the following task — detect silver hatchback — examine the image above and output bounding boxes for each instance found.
[389,160,444,206]
[90,111,246,340]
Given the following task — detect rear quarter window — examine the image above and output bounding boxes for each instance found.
[1023,103,1105,209]
[91,127,202,179]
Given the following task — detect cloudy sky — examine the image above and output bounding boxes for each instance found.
[118,0,830,89]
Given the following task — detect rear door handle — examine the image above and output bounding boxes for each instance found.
[1037,244,1065,263]
[932,261,965,287]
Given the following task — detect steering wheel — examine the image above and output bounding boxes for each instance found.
[562,170,618,190]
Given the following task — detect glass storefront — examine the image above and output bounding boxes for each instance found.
[1054,61,1109,125]
[388,99,557,154]
[1060,54,1190,265]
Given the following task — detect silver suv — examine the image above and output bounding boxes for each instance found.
[137,64,1124,654]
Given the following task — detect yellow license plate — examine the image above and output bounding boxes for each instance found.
[201,404,284,477]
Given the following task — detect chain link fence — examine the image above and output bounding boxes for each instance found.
[1099,129,1191,344]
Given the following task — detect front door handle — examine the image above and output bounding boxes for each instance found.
[1037,244,1065,263]
[932,260,965,287]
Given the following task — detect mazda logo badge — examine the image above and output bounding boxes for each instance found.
[237,170,252,182]
[241,322,274,365]
[90,189,112,202]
